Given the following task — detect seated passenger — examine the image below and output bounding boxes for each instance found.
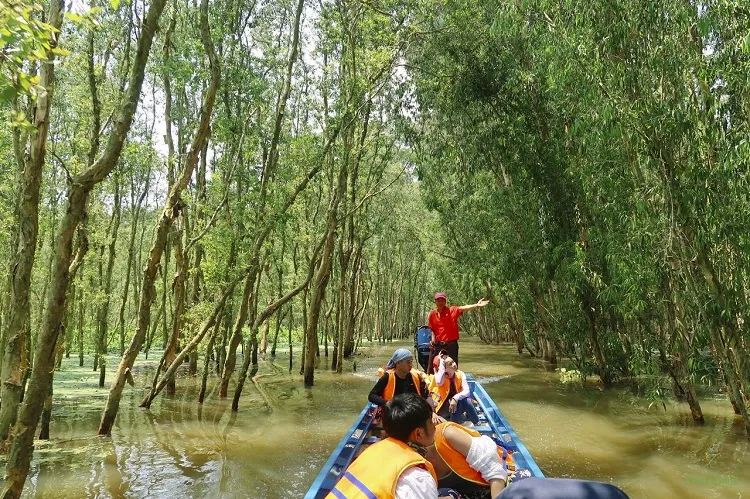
[430,353,479,424]
[369,348,430,407]
[425,421,631,499]
[426,421,511,499]
[328,393,459,499]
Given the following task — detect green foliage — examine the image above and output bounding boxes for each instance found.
[0,0,69,107]
[1,0,747,437]
[406,0,750,406]
[557,367,584,384]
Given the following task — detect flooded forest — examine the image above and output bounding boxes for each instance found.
[0,0,749,497]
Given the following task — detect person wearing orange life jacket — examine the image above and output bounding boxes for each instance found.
[430,353,478,424]
[426,421,515,499]
[369,348,430,408]
[327,393,460,499]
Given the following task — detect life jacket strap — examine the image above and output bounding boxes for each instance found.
[332,471,378,499]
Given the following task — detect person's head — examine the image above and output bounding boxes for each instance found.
[383,393,436,446]
[434,292,447,311]
[433,350,457,375]
[386,348,414,376]
[443,356,457,376]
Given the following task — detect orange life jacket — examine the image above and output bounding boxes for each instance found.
[434,421,516,485]
[380,368,423,401]
[326,437,438,499]
[429,370,465,412]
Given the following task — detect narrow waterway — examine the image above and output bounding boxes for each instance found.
[1,337,746,498]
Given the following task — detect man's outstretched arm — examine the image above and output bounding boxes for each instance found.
[458,298,490,312]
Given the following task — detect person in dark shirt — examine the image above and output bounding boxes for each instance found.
[369,348,430,407]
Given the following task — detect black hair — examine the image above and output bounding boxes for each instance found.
[383,393,433,442]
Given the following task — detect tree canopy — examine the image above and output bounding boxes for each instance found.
[1,0,749,493]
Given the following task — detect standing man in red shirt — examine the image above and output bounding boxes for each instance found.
[428,292,489,366]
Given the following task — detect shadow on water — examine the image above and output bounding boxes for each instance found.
[0,338,747,498]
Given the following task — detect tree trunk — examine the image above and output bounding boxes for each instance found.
[97,0,215,437]
[270,246,284,357]
[270,307,284,358]
[77,287,85,367]
[304,153,347,386]
[219,267,258,397]
[0,0,65,446]
[695,254,750,436]
[288,301,294,372]
[159,248,170,351]
[260,316,269,358]
[118,166,150,354]
[344,243,363,357]
[232,240,321,409]
[582,289,610,386]
[164,215,188,396]
[95,176,122,387]
[39,297,75,442]
[288,244,298,373]
[186,140,209,379]
[144,283,164,359]
[304,237,335,386]
[198,319,222,404]
[665,283,705,424]
[300,289,307,376]
[220,0,308,395]
[141,281,237,409]
[190,141,208,308]
[1,0,168,491]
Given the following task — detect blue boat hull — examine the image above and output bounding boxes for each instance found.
[305,375,543,498]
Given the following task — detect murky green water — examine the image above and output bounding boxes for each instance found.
[1,337,747,498]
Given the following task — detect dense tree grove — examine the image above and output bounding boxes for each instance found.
[0,0,748,493]
[407,0,750,435]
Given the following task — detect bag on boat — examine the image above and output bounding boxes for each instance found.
[496,477,629,499]
[414,325,433,371]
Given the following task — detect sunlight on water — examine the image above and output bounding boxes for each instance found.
[352,369,380,382]
[473,375,512,385]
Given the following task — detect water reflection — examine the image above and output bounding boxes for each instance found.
[0,339,747,498]
[471,346,748,499]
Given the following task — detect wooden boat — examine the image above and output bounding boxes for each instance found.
[305,375,544,498]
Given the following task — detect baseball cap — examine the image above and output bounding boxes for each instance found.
[434,292,447,300]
